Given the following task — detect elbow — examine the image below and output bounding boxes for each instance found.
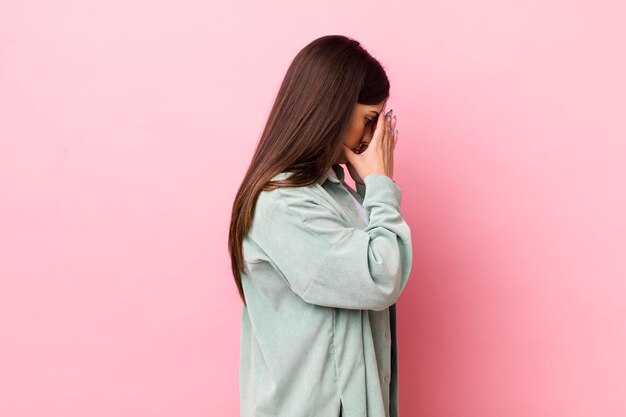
[368,254,412,311]
[368,288,402,311]
[368,277,404,311]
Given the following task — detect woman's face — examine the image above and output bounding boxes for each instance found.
[336,99,387,164]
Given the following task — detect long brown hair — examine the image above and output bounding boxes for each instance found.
[228,35,390,305]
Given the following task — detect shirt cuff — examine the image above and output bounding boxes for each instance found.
[362,174,402,210]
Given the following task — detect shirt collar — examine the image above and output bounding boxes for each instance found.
[316,164,345,185]
[271,164,345,185]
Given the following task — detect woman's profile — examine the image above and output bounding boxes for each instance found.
[228,34,413,417]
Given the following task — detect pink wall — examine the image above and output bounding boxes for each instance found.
[1,0,625,416]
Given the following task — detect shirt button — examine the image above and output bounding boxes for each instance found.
[384,374,390,383]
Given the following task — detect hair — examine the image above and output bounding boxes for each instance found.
[228,34,390,306]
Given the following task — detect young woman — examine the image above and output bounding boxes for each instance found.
[228,35,413,417]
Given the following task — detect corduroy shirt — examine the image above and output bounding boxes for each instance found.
[240,163,413,417]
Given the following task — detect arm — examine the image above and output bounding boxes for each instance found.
[355,176,398,200]
[249,174,412,311]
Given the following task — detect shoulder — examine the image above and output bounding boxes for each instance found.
[248,172,359,250]
[254,172,329,218]
[250,174,345,243]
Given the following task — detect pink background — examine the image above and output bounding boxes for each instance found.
[1,0,625,416]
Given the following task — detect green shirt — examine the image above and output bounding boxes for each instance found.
[240,164,413,417]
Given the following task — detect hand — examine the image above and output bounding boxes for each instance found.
[342,107,398,182]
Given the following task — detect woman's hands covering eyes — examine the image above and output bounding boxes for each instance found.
[343,107,398,183]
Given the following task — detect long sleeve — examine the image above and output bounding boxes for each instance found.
[249,174,413,311]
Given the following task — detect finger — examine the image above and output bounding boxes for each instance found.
[391,114,397,150]
[380,110,388,147]
[370,108,386,147]
[389,118,395,153]
[385,110,393,150]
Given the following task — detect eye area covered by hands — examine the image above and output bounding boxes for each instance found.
[356,109,397,154]
[343,106,399,183]
[355,116,377,154]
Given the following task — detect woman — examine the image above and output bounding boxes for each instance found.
[228,35,413,417]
